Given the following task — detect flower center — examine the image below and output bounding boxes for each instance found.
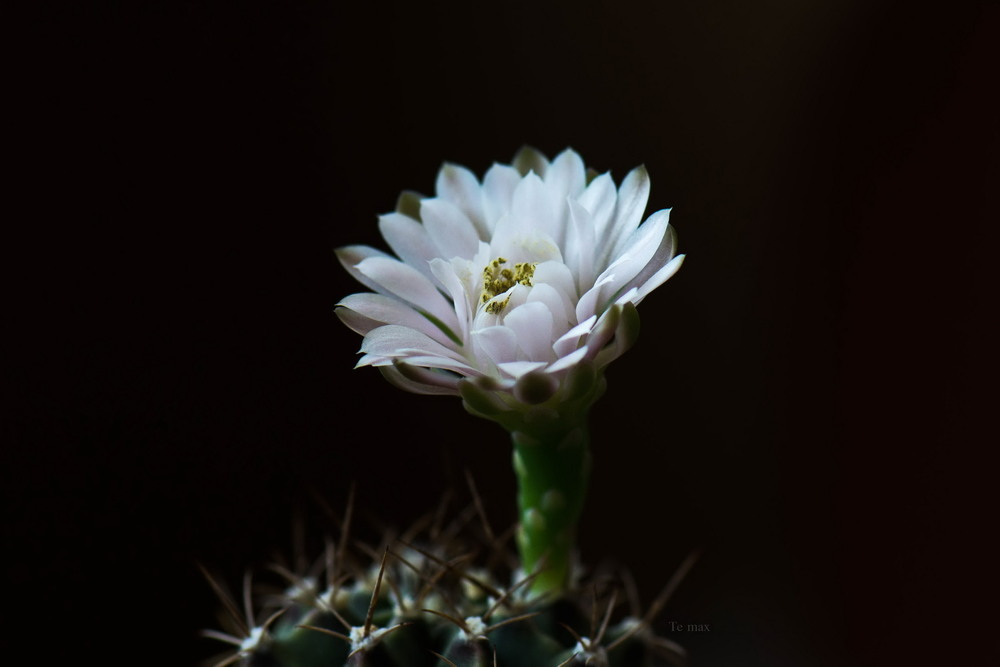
[480,257,536,314]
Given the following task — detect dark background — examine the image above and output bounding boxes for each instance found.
[8,1,996,664]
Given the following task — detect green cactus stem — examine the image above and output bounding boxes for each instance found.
[511,425,590,596]
[459,353,611,598]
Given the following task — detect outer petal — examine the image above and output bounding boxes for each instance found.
[510,172,559,243]
[600,209,671,298]
[336,292,451,344]
[512,145,549,177]
[497,361,549,378]
[435,163,488,239]
[565,198,597,292]
[395,190,425,220]
[358,325,465,365]
[594,302,641,368]
[378,212,441,283]
[481,163,521,229]
[546,346,589,373]
[545,149,586,200]
[355,256,460,332]
[601,165,650,268]
[582,305,622,362]
[579,172,617,235]
[420,198,480,261]
[553,314,597,357]
[335,305,381,337]
[573,208,669,320]
[632,254,685,304]
[575,273,616,324]
[613,287,639,306]
[429,257,474,342]
[335,245,393,294]
[390,354,480,375]
[379,363,461,396]
[618,216,676,298]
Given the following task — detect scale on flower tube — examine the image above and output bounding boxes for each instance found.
[480,257,537,314]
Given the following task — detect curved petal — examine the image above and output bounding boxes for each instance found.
[573,209,670,321]
[565,198,597,292]
[575,273,616,323]
[428,257,475,342]
[335,245,393,294]
[379,363,461,396]
[600,208,671,298]
[481,163,521,229]
[613,287,639,306]
[527,282,573,332]
[594,302,641,368]
[335,305,381,337]
[579,172,617,235]
[472,325,518,367]
[601,165,650,268]
[391,354,480,375]
[633,254,685,304]
[490,224,563,266]
[395,190,425,220]
[533,260,578,305]
[546,346,589,373]
[582,305,621,362]
[435,162,488,239]
[510,172,559,243]
[619,216,676,298]
[358,325,465,365]
[545,149,586,200]
[337,292,451,345]
[512,145,549,177]
[355,256,459,331]
[497,361,549,378]
[378,212,440,282]
[503,301,554,362]
[420,198,480,261]
[553,314,596,357]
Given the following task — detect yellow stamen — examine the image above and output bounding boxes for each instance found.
[480,257,536,314]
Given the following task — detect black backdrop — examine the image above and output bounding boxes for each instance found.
[8,2,996,665]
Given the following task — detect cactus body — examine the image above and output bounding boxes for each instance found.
[204,526,686,667]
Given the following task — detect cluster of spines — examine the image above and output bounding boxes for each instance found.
[201,493,693,667]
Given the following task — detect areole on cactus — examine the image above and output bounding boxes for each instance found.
[203,147,690,666]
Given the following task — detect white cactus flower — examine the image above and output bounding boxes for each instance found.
[336,147,684,406]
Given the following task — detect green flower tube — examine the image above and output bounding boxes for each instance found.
[511,425,591,594]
